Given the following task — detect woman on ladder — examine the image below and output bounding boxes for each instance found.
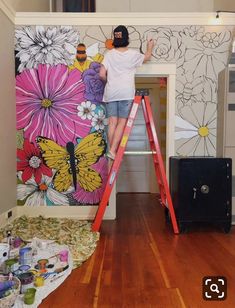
[99,25,154,160]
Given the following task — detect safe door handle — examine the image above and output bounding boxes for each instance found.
[193,188,197,199]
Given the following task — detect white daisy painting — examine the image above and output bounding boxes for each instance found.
[91,109,107,131]
[175,102,217,156]
[17,172,71,206]
[77,101,96,120]
[15,26,79,72]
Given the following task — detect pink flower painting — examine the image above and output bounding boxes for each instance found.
[72,157,108,204]
[16,64,91,146]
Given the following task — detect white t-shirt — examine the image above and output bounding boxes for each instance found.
[102,48,145,102]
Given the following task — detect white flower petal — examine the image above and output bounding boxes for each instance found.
[25,177,37,186]
[91,104,96,111]
[86,43,99,57]
[17,184,36,200]
[175,130,198,140]
[47,188,69,205]
[25,191,46,206]
[77,111,84,117]
[175,116,197,130]
[15,26,79,71]
[42,175,53,186]
[86,101,91,108]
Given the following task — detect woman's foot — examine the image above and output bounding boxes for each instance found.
[106,151,116,160]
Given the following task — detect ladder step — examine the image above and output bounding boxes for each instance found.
[124,151,157,155]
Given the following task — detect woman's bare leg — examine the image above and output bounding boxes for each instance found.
[108,116,118,152]
[109,117,127,155]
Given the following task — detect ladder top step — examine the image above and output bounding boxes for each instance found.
[135,89,149,97]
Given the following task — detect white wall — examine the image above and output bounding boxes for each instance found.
[0,8,16,215]
[214,0,235,12]
[8,0,50,12]
[96,0,214,12]
[6,0,235,14]
[55,0,63,12]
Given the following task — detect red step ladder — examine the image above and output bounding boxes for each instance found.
[92,89,179,234]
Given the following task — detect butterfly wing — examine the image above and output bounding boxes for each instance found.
[75,132,106,192]
[36,136,72,192]
[78,166,102,192]
[75,132,106,168]
[37,133,106,193]
[53,164,73,192]
[37,137,68,168]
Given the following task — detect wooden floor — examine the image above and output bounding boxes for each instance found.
[40,194,235,308]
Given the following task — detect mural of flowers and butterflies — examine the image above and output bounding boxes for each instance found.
[15,26,108,206]
[83,25,233,156]
[15,24,234,206]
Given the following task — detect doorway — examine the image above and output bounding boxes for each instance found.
[104,63,176,219]
[117,77,167,193]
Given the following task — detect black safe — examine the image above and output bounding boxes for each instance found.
[169,157,232,233]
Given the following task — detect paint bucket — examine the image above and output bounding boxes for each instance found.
[4,258,19,274]
[37,259,48,273]
[34,276,44,287]
[18,272,34,294]
[18,265,30,273]
[19,247,32,266]
[13,237,22,248]
[24,287,36,305]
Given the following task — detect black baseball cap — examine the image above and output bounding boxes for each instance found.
[113,25,129,48]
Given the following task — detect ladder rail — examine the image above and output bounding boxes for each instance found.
[142,95,179,233]
[92,89,179,234]
[92,95,142,232]
[141,96,167,205]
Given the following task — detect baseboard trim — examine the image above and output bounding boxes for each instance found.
[16,205,116,220]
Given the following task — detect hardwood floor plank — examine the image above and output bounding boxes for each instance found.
[93,237,107,308]
[40,193,235,308]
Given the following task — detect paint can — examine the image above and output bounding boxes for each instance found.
[34,276,44,287]
[18,265,30,273]
[24,287,36,305]
[13,237,23,248]
[18,272,34,293]
[4,258,19,274]
[19,247,32,265]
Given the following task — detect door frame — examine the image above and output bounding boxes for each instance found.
[136,62,176,176]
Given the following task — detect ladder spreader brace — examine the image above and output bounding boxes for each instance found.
[92,89,179,234]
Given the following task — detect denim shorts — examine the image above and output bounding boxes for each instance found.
[105,100,133,118]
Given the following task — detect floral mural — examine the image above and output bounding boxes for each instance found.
[15,24,233,206]
[15,26,108,206]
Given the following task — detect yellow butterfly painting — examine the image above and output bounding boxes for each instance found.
[36,132,106,193]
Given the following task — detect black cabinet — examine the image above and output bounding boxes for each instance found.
[169,157,232,233]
